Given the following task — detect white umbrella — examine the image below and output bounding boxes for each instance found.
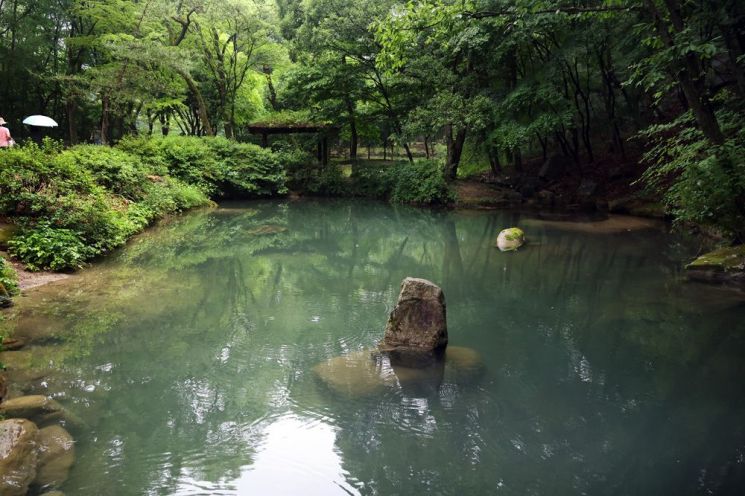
[22,115,59,128]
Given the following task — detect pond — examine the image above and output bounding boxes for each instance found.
[3,200,745,495]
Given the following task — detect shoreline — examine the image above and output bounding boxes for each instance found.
[0,195,737,301]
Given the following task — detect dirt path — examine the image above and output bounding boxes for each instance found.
[454,180,522,209]
[2,254,72,291]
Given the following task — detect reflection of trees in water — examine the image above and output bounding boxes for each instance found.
[8,200,743,494]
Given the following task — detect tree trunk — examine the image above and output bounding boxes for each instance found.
[345,98,358,160]
[488,146,502,175]
[100,94,110,145]
[263,65,279,111]
[445,125,467,181]
[66,99,78,145]
[175,69,214,136]
[645,0,725,145]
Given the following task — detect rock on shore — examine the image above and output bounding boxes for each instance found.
[686,245,745,288]
[0,418,39,496]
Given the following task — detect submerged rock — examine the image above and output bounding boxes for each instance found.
[496,227,525,251]
[34,425,75,489]
[0,418,39,496]
[314,346,485,397]
[247,224,288,236]
[312,350,394,396]
[0,396,65,427]
[381,278,448,366]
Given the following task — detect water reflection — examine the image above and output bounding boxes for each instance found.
[0,200,743,495]
[232,415,357,496]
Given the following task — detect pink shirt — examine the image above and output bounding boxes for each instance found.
[0,127,11,147]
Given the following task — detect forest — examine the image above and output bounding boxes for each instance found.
[0,0,744,275]
[3,2,745,495]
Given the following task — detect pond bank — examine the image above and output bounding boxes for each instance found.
[6,257,73,292]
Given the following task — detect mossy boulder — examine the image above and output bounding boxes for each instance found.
[0,396,65,427]
[686,245,745,286]
[496,227,525,251]
[34,425,75,489]
[0,418,39,496]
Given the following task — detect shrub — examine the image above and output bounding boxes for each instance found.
[118,135,220,193]
[350,163,396,199]
[56,145,159,200]
[0,256,18,296]
[118,136,287,198]
[389,160,454,205]
[206,138,288,197]
[8,222,97,271]
[0,139,214,271]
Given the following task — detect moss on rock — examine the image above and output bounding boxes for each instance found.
[686,245,745,272]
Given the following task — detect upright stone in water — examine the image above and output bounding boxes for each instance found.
[381,278,448,361]
[0,418,39,496]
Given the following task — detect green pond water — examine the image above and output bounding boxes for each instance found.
[3,200,745,495]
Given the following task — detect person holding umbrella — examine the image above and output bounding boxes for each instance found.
[23,115,58,144]
[0,117,14,148]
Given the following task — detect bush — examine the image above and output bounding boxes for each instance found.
[0,139,217,270]
[349,159,453,205]
[206,138,288,197]
[350,163,396,199]
[0,136,294,271]
[56,145,159,200]
[389,160,454,205]
[0,256,18,295]
[8,222,97,271]
[118,136,287,198]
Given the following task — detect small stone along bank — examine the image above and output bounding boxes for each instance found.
[0,393,77,496]
[0,352,78,496]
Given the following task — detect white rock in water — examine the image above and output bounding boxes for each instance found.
[496,227,525,251]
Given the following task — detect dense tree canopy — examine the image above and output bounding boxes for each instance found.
[1,0,744,236]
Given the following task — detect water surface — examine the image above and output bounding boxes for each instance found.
[4,200,745,495]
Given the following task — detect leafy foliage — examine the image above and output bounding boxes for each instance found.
[0,256,18,296]
[387,160,455,206]
[9,222,97,271]
[0,136,290,271]
[640,108,745,240]
[118,136,288,198]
